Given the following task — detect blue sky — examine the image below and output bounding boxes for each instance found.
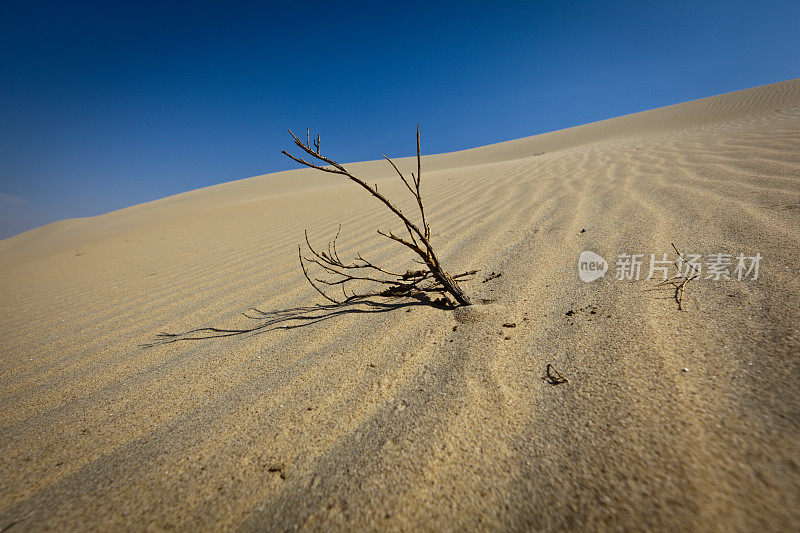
[1,1,798,238]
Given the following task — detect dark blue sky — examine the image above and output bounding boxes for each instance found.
[1,1,798,238]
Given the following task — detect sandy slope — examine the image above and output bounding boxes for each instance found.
[1,79,799,531]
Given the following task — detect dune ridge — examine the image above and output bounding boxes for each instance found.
[1,79,799,530]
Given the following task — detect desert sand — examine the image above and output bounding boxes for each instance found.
[1,79,799,531]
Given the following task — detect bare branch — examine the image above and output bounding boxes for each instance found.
[652,243,701,311]
[382,155,416,197]
[284,127,472,306]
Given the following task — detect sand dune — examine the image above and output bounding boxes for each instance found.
[1,79,799,531]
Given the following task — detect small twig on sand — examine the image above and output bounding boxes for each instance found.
[482,271,502,283]
[541,363,568,385]
[658,243,701,311]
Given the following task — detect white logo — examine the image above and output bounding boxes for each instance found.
[578,251,608,282]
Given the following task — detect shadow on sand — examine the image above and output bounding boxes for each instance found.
[142,296,451,347]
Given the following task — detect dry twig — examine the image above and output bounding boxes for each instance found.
[658,243,701,311]
[283,126,474,306]
[541,363,568,385]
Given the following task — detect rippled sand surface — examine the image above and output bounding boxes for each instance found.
[1,79,799,531]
